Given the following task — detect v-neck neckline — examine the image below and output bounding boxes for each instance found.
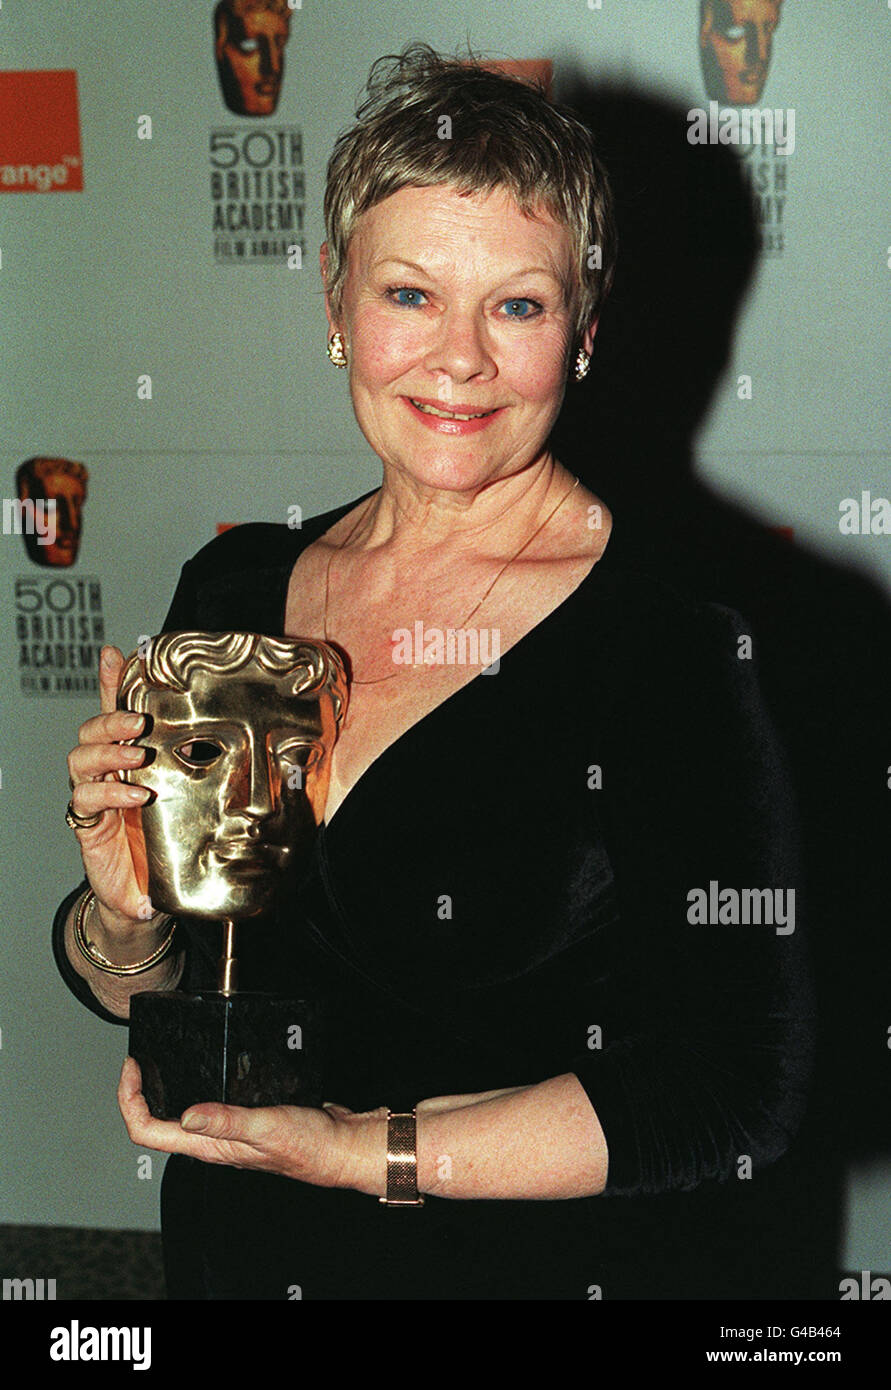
[275,491,618,834]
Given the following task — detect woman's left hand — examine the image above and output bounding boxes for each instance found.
[117,1056,388,1194]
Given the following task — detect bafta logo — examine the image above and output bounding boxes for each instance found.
[214,0,292,117]
[15,458,88,568]
[699,0,784,106]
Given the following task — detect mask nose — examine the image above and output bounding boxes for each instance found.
[229,735,277,826]
[259,39,280,81]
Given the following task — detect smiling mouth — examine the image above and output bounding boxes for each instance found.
[409,399,499,421]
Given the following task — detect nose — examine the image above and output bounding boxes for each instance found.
[229,734,277,826]
[259,38,281,80]
[743,21,765,67]
[424,305,496,385]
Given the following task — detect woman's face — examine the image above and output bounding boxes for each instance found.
[325,184,594,496]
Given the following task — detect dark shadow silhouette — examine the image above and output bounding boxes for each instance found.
[553,79,891,1299]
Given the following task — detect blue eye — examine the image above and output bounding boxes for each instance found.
[385,287,542,319]
[388,287,427,308]
[502,298,541,319]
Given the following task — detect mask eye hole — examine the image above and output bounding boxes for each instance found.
[279,742,324,780]
[175,739,224,769]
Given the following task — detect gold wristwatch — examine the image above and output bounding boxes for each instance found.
[379,1109,425,1206]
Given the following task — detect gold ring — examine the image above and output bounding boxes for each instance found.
[66,799,103,830]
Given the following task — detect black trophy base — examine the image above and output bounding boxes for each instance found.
[129,991,323,1120]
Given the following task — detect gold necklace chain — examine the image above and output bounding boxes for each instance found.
[322,476,581,686]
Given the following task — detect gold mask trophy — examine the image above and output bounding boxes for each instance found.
[118,631,348,1120]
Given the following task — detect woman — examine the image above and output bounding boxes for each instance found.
[54,44,813,1299]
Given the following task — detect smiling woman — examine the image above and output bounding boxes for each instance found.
[52,41,814,1301]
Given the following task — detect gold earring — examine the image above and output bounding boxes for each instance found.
[573,348,590,382]
[327,332,348,368]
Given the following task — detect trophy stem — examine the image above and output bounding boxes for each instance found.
[218,919,238,995]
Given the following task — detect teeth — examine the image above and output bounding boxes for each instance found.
[412,400,494,420]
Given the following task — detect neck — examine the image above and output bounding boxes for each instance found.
[346,453,576,562]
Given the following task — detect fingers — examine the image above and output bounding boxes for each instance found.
[68,727,146,786]
[68,777,149,827]
[118,1057,185,1154]
[415,1086,530,1115]
[179,1103,281,1143]
[69,705,146,797]
[77,707,145,748]
[119,1059,273,1155]
[99,645,125,716]
[321,1102,389,1124]
[68,649,144,790]
[118,1061,336,1183]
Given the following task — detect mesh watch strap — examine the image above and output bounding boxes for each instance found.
[379,1110,425,1206]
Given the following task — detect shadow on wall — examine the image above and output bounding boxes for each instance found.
[553,79,891,1298]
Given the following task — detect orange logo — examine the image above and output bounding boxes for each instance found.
[0,70,83,193]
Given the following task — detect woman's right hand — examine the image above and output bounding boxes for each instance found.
[66,644,159,938]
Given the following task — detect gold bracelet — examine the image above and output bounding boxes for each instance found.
[378,1109,425,1207]
[73,889,177,976]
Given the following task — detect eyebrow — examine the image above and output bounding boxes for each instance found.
[371,256,563,286]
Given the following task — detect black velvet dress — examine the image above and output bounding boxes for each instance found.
[52,493,818,1299]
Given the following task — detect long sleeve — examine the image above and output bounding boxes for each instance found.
[51,879,129,1026]
[567,599,815,1197]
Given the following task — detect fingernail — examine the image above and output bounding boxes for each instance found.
[181,1112,209,1132]
[123,713,144,730]
[125,786,150,801]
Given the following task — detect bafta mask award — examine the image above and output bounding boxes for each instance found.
[118,631,348,1120]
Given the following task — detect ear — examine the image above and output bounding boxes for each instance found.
[319,242,340,335]
[581,316,599,357]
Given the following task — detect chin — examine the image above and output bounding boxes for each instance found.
[394,454,506,494]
